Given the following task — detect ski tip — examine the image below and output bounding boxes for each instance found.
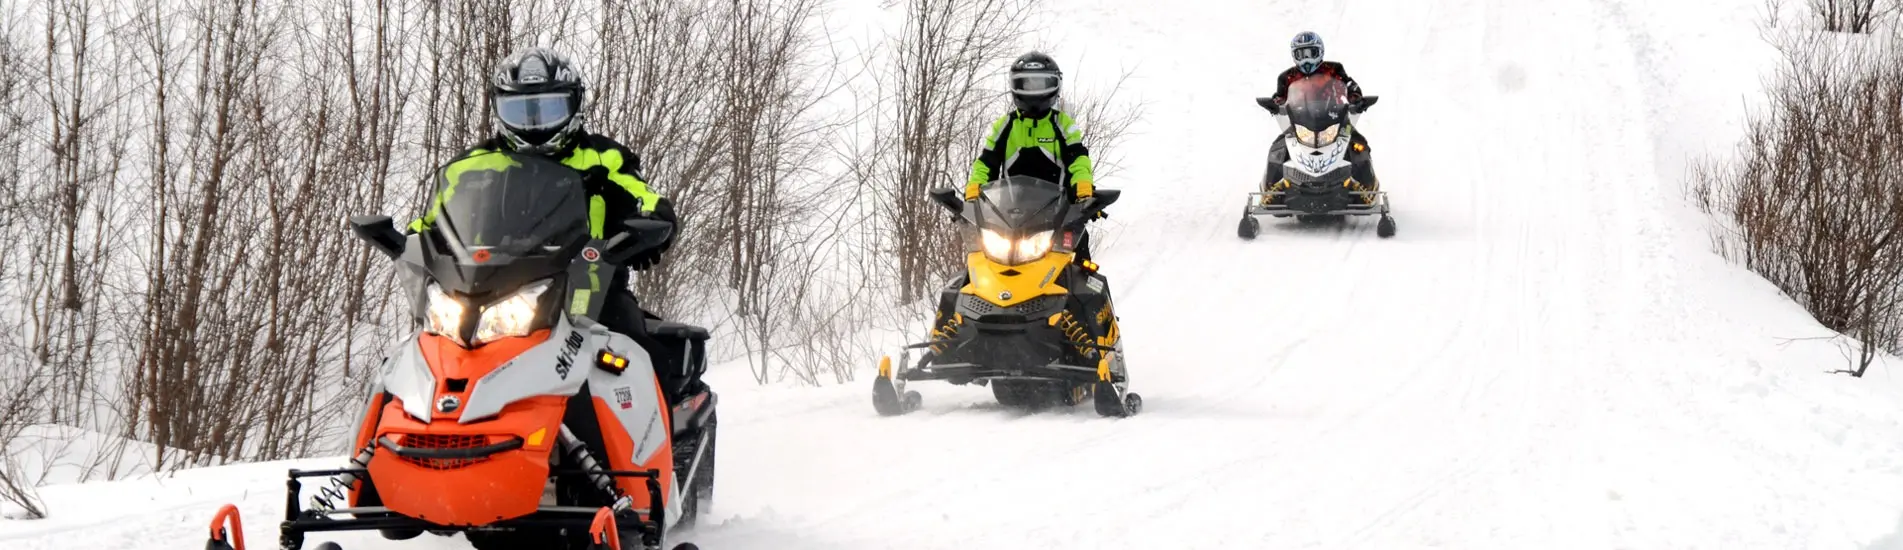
[206,503,245,550]
[587,506,622,550]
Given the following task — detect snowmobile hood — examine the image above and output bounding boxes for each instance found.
[420,151,591,299]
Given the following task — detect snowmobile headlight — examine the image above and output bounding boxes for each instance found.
[1293,125,1317,147]
[424,283,467,344]
[472,279,552,345]
[1317,124,1340,145]
[981,228,1015,263]
[980,228,1055,265]
[1017,230,1054,261]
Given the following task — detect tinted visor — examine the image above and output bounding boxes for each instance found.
[494,92,574,131]
[1293,46,1322,61]
[1010,72,1061,96]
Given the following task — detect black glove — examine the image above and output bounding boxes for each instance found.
[1075,194,1106,221]
[627,196,678,270]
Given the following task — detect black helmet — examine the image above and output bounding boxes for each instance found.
[489,47,586,153]
[1008,51,1062,116]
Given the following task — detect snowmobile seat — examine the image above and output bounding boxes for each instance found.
[645,320,710,342]
[644,320,710,406]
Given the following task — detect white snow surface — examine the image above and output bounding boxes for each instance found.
[12,0,1903,548]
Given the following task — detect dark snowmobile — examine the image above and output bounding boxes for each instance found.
[1239,74,1395,239]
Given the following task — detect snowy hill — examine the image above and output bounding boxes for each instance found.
[9,0,1903,548]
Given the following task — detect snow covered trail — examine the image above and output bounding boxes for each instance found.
[679,0,1903,547]
[9,0,1903,548]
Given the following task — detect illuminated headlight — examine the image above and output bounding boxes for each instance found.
[1316,124,1340,145]
[424,283,467,344]
[980,228,1055,265]
[472,279,552,345]
[1293,125,1316,146]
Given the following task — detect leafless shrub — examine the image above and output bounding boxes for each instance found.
[0,363,50,519]
[1693,29,1903,377]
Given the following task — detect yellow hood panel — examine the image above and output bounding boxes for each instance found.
[961,252,1071,307]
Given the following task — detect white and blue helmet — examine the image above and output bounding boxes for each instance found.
[1291,32,1324,74]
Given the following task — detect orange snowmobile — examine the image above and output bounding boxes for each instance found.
[206,151,716,550]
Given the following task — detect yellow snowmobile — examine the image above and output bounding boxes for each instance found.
[871,175,1141,417]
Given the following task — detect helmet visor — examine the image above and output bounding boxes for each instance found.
[1294,46,1322,62]
[1010,72,1061,96]
[495,92,574,131]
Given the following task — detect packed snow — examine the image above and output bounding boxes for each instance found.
[10,0,1903,548]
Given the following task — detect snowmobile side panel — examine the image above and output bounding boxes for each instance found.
[583,330,667,467]
[590,395,679,528]
[364,394,568,526]
[583,327,679,527]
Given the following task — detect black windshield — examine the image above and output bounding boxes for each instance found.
[1284,75,1351,133]
[974,175,1067,236]
[425,151,590,297]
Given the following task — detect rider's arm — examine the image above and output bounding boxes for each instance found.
[1331,63,1365,101]
[966,114,1010,199]
[573,134,677,264]
[1056,111,1094,199]
[575,134,662,216]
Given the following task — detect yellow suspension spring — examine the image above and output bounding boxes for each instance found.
[929,312,964,355]
[1053,310,1095,359]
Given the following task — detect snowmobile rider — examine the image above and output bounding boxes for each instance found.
[966,51,1103,268]
[1263,31,1380,202]
[405,46,698,402]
